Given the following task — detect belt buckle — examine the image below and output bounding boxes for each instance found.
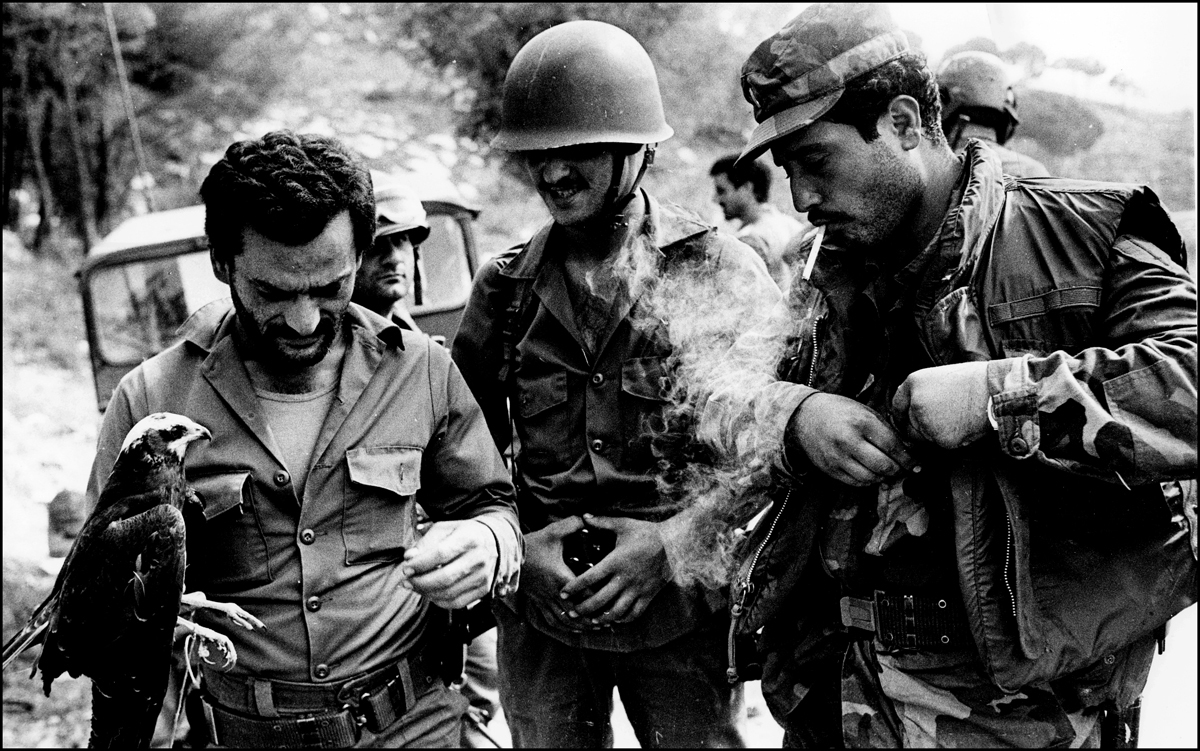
[294,715,330,747]
[839,596,878,633]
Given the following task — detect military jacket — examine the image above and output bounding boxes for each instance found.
[452,190,780,650]
[704,141,1197,712]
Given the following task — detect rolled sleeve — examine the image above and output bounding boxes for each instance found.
[986,355,1041,460]
[982,235,1197,482]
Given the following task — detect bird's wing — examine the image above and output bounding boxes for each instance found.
[36,503,187,695]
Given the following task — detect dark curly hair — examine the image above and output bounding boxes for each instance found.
[710,154,773,203]
[823,52,946,145]
[199,130,376,266]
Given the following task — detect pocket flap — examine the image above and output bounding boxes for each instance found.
[346,446,423,496]
[191,471,252,521]
[517,370,568,417]
[621,356,673,401]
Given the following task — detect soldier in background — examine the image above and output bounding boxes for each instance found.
[710,154,809,289]
[352,174,430,332]
[937,50,1051,178]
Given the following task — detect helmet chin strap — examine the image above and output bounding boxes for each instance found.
[592,144,656,231]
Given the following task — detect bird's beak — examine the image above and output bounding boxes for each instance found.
[169,421,212,460]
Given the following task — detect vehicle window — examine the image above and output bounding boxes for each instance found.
[90,251,228,364]
[409,214,471,313]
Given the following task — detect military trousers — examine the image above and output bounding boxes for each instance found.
[779,638,1111,748]
[495,605,746,748]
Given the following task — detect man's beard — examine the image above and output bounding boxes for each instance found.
[838,140,923,260]
[231,287,343,370]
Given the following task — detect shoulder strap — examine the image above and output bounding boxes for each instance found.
[498,273,535,391]
[492,243,539,392]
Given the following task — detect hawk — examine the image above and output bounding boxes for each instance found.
[2,412,262,748]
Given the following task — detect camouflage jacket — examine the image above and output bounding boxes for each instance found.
[704,141,1197,708]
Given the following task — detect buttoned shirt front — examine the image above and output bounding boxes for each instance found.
[85,300,521,683]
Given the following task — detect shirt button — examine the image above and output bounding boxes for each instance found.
[314,664,330,679]
[591,373,605,385]
[274,471,290,486]
[591,439,604,453]
[306,596,321,612]
[1008,437,1029,456]
[300,529,316,545]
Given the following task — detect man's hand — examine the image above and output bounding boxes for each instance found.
[892,362,991,450]
[520,516,591,632]
[558,514,670,627]
[400,519,498,610]
[787,392,919,487]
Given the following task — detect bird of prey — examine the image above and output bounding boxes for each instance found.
[2,412,262,748]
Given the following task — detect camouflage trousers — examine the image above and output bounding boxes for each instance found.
[839,639,1106,748]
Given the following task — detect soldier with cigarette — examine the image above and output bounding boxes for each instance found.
[703,3,1197,747]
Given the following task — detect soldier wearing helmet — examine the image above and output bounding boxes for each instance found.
[352,172,431,332]
[452,19,780,748]
[938,50,1050,177]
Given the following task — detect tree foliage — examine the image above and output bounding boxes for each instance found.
[392,3,693,146]
[2,3,297,254]
[1013,87,1104,155]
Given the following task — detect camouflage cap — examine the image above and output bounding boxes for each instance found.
[737,3,909,166]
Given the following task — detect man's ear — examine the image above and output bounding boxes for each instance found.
[885,95,924,150]
[211,249,231,285]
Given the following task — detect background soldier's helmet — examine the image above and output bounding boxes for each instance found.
[937,50,1019,144]
[370,170,430,245]
[490,20,674,152]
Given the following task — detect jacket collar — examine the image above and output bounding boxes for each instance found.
[498,189,713,281]
[876,140,1008,313]
[176,299,406,499]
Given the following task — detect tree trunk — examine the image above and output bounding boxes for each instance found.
[60,46,99,253]
[24,89,55,255]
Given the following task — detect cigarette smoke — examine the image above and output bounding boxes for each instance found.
[602,221,806,589]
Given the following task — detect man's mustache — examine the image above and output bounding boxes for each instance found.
[267,316,336,340]
[540,180,585,192]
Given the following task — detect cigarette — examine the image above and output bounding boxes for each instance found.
[802,225,825,281]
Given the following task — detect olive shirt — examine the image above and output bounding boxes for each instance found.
[452,191,781,650]
[84,299,521,684]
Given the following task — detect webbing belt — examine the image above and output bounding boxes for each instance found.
[201,646,440,748]
[840,590,974,651]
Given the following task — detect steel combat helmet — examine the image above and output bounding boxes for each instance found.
[937,51,1019,145]
[370,171,430,246]
[490,20,674,152]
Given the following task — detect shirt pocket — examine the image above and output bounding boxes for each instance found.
[188,471,273,589]
[343,446,421,565]
[989,285,1102,356]
[514,368,572,469]
[621,356,678,468]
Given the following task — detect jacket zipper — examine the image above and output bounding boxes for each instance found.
[807,315,823,388]
[1003,512,1017,619]
[725,313,823,683]
[727,489,793,683]
[724,309,820,676]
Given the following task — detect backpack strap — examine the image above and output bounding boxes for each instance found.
[498,272,535,393]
